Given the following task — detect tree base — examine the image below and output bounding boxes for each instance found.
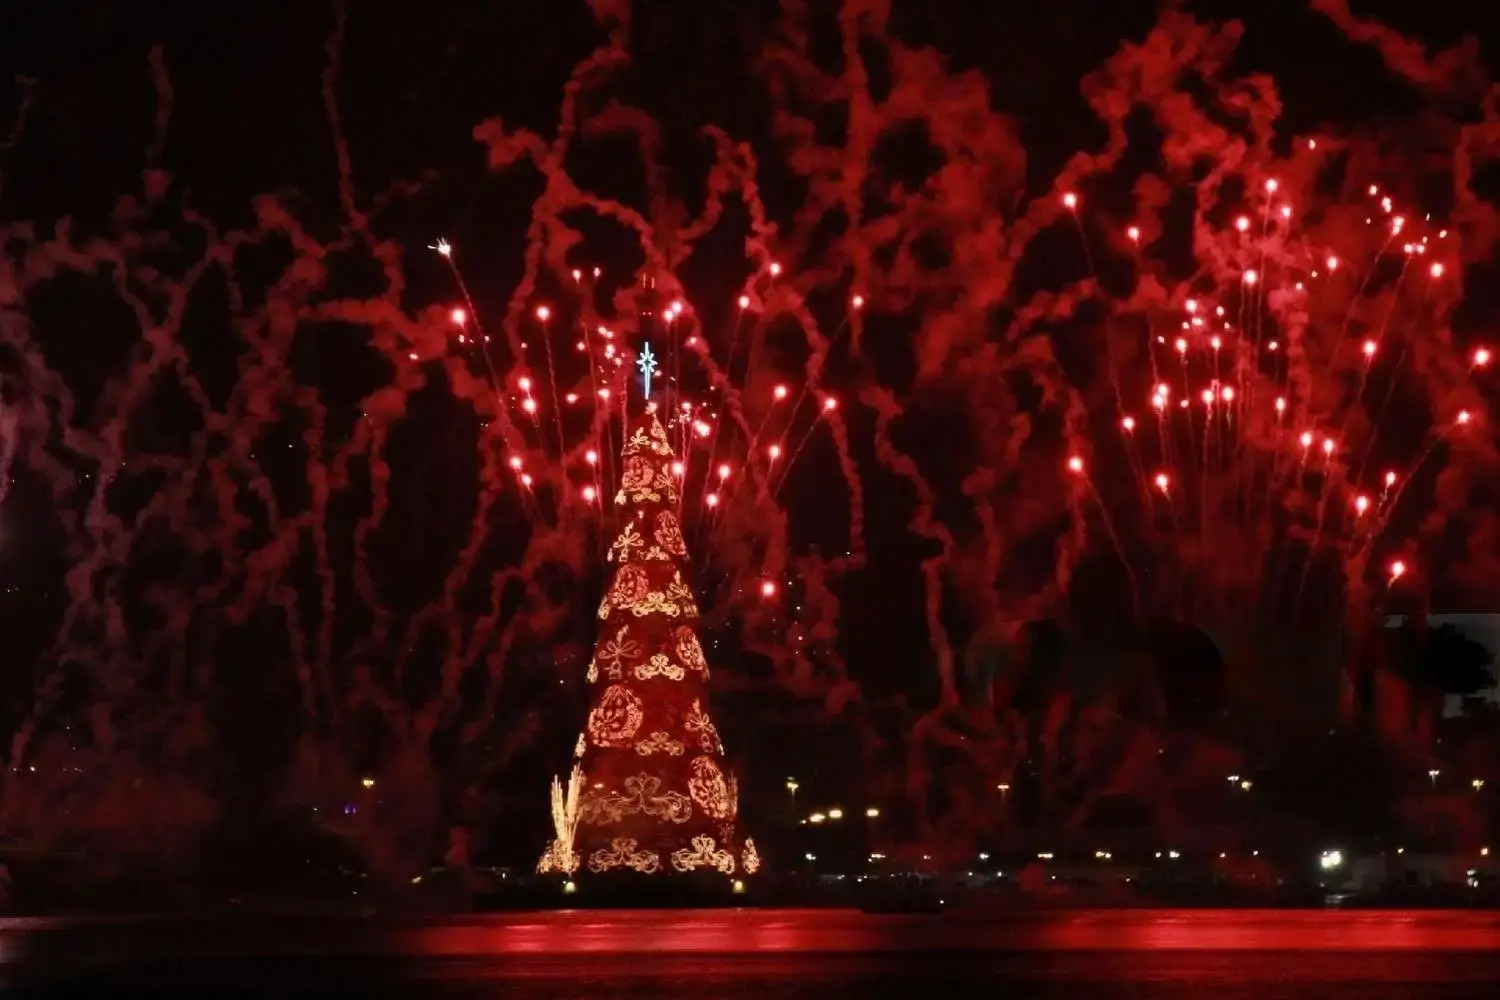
[487,871,756,909]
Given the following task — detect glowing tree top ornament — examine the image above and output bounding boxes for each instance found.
[537,343,758,881]
[636,341,659,399]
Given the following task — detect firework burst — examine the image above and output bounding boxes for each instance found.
[1054,176,1492,639]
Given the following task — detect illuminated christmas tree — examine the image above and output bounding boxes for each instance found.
[538,342,758,882]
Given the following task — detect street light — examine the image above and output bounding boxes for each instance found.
[827,807,844,820]
[1473,779,1485,791]
[865,807,880,818]
[1428,769,1441,790]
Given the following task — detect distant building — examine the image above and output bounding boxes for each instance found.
[1344,851,1494,893]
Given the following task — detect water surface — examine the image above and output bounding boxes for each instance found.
[2,908,1496,997]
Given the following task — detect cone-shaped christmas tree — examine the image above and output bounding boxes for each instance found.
[538,366,758,880]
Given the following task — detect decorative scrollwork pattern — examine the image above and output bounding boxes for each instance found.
[634,652,685,681]
[634,730,686,756]
[579,774,694,825]
[589,837,661,874]
[670,835,737,874]
[587,685,644,747]
[742,838,761,875]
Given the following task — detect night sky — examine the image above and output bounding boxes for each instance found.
[0,1,1495,869]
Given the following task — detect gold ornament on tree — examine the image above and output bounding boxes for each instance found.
[537,764,585,874]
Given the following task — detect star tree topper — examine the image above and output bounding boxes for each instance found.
[637,341,659,399]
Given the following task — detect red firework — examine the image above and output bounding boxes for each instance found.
[0,1,1493,873]
[1051,177,1492,634]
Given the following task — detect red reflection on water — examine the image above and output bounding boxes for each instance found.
[403,909,1500,957]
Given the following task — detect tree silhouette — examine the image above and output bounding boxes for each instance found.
[1142,621,1227,728]
[1390,620,1497,699]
